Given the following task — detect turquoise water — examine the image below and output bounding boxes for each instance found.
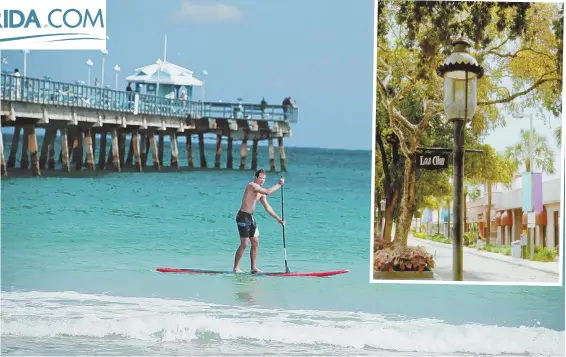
[1,137,564,356]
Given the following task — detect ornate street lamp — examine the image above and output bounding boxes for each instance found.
[114,64,120,90]
[437,38,484,281]
[100,49,108,87]
[86,59,93,86]
[21,50,30,77]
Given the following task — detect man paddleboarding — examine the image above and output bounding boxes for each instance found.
[234,169,285,273]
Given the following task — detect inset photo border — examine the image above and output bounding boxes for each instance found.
[370,0,564,286]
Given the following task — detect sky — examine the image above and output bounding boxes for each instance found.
[482,105,563,182]
[0,0,376,151]
[0,0,562,173]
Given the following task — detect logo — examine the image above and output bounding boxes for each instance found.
[0,0,106,50]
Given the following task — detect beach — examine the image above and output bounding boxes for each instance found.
[1,140,564,356]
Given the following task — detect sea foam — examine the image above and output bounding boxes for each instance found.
[1,290,564,356]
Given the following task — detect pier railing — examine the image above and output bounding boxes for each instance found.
[0,73,298,123]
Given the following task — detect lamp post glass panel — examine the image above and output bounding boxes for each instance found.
[438,38,483,281]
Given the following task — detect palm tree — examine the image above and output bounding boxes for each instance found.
[555,126,562,147]
[504,129,556,174]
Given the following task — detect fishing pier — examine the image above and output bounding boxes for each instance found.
[0,72,297,177]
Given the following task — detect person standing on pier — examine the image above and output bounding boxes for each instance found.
[126,83,133,109]
[233,169,285,274]
[13,68,21,99]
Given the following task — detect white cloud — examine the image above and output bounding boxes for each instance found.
[174,0,243,23]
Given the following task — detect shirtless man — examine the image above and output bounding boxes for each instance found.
[233,169,285,273]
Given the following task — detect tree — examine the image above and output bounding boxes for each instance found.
[464,144,518,244]
[504,129,556,174]
[375,101,404,242]
[376,1,562,251]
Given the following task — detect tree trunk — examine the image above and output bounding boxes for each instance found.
[375,121,401,243]
[393,154,417,250]
[375,192,383,237]
[376,209,384,237]
[436,205,442,234]
[486,181,492,245]
[447,199,451,240]
[382,189,399,242]
[463,192,467,234]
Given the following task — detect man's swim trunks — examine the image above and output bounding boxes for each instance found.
[236,210,257,238]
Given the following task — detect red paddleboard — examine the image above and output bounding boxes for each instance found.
[155,267,349,277]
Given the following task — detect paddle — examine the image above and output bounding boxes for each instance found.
[280,174,290,273]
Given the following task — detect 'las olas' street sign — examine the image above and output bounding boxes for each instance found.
[416,153,449,170]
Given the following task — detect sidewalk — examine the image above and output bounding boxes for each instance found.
[410,233,560,275]
[407,232,561,283]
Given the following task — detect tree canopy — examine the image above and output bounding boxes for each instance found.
[374,1,563,249]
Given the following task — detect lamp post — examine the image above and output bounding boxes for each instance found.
[86,59,93,86]
[513,113,534,173]
[438,38,484,281]
[513,112,536,259]
[21,50,29,77]
[114,64,120,90]
[100,49,108,87]
[201,69,208,102]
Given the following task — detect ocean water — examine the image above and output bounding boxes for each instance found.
[1,135,565,356]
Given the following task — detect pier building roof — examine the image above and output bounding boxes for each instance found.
[125,59,203,87]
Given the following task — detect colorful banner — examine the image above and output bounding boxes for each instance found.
[522,172,533,212]
[423,208,430,223]
[441,207,448,223]
[533,173,543,212]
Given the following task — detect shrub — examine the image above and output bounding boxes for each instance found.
[533,245,558,262]
[463,232,476,246]
[426,233,451,244]
[374,246,436,272]
[413,232,427,239]
[479,244,512,256]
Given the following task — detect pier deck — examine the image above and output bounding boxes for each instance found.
[0,74,297,176]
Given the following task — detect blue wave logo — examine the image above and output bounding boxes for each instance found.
[0,33,105,43]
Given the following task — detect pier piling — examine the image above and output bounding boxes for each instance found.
[118,131,126,168]
[25,124,40,176]
[20,126,29,170]
[0,130,6,176]
[98,130,107,171]
[48,130,56,170]
[268,138,275,172]
[240,130,248,170]
[132,130,142,172]
[170,132,179,169]
[278,137,287,172]
[198,133,206,168]
[0,73,296,177]
[60,127,71,172]
[74,129,84,171]
[7,125,21,168]
[39,128,54,168]
[186,133,194,168]
[126,135,134,167]
[215,131,222,169]
[227,135,233,169]
[85,128,95,171]
[149,133,159,171]
[158,133,164,166]
[111,128,121,172]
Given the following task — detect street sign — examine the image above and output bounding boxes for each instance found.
[527,212,536,228]
[416,153,449,169]
[520,234,528,245]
